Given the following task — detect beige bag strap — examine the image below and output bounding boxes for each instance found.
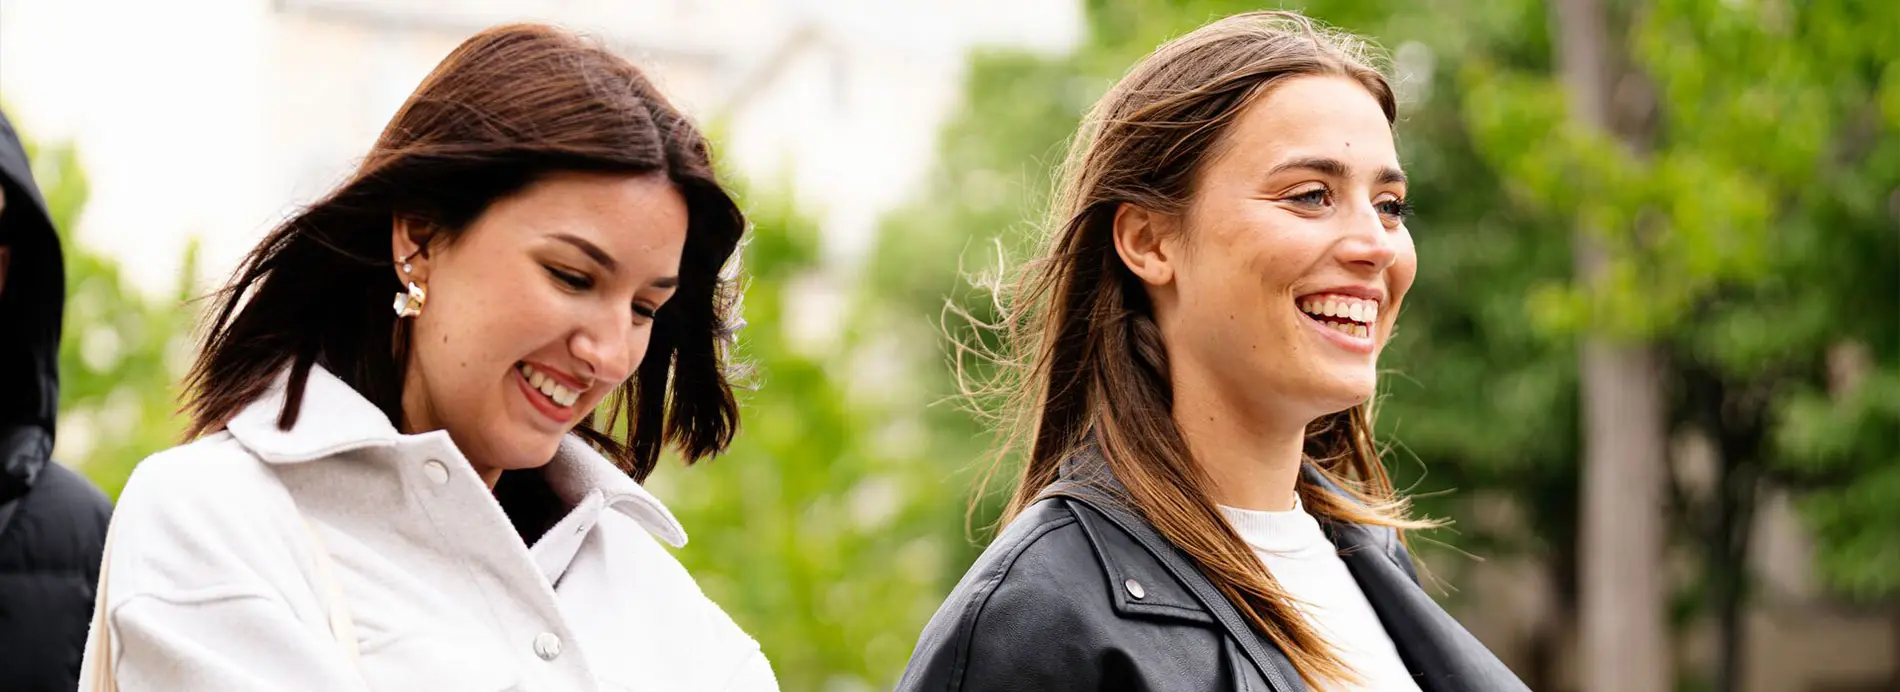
[84,524,117,692]
[80,513,361,692]
[299,514,362,664]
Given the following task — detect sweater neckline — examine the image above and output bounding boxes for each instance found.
[1219,493,1332,556]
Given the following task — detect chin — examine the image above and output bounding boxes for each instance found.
[1309,374,1377,416]
[467,430,565,472]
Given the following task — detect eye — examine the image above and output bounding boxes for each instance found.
[1286,187,1331,207]
[632,303,658,321]
[1376,197,1416,223]
[546,266,592,290]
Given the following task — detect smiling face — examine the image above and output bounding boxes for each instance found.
[1126,75,1415,423]
[395,171,688,482]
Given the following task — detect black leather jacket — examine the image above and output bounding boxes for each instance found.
[896,447,1528,691]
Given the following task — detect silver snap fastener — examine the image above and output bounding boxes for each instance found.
[1125,578,1145,599]
[422,459,449,485]
[533,631,563,660]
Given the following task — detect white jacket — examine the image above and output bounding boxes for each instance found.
[79,366,776,691]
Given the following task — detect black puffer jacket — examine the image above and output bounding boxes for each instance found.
[0,109,113,692]
[896,445,1528,691]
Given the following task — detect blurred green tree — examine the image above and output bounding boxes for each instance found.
[869,0,1900,689]
[24,136,197,500]
[1458,1,1900,687]
[653,188,967,691]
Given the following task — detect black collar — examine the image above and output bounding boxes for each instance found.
[1043,445,1305,691]
[1042,443,1530,692]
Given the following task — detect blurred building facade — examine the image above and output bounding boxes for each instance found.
[0,0,1079,296]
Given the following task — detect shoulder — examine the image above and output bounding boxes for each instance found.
[113,432,289,530]
[591,511,766,662]
[0,461,111,575]
[896,498,1112,689]
[974,498,1103,600]
[107,433,303,594]
[17,460,110,528]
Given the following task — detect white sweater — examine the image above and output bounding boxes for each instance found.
[1222,496,1421,692]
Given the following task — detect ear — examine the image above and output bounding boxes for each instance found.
[1111,202,1176,287]
[391,216,434,286]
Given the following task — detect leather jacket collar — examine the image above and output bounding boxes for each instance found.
[1043,444,1530,692]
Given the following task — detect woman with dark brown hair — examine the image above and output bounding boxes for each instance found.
[899,11,1525,692]
[77,25,776,691]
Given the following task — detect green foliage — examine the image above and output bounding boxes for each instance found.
[655,190,971,691]
[1457,0,1900,599]
[25,137,196,500]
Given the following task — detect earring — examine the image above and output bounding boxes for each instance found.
[393,281,426,318]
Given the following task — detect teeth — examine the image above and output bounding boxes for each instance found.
[519,363,580,408]
[1321,321,1372,340]
[1299,294,1380,326]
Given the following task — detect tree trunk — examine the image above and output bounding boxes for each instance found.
[1689,360,1764,692]
[1555,1,1672,691]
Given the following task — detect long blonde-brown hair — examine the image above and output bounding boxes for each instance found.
[981,11,1434,688]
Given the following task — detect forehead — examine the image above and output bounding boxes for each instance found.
[485,172,687,267]
[1215,75,1397,174]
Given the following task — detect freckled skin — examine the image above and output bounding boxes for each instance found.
[396,172,689,482]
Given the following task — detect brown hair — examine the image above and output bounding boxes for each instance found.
[983,11,1433,688]
[184,24,745,481]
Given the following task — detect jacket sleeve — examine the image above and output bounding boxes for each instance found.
[78,450,365,692]
[896,514,1107,692]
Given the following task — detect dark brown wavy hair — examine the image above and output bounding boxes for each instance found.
[184,23,745,481]
[983,11,1435,688]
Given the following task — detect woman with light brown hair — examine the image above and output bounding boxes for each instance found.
[79,24,776,690]
[899,11,1524,691]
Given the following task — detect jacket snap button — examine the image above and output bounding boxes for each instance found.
[1125,578,1145,599]
[422,460,449,485]
[533,631,563,660]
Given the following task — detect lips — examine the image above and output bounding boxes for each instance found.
[517,362,580,407]
[1297,293,1378,338]
[513,361,587,425]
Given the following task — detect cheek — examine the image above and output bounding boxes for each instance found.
[423,268,551,371]
[1387,232,1419,302]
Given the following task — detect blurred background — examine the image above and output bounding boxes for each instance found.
[3,0,1896,690]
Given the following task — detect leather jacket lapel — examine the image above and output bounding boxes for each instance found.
[1045,449,1305,692]
[1306,470,1532,692]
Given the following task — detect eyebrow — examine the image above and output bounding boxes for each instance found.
[553,233,618,272]
[552,233,679,289]
[1268,156,1408,186]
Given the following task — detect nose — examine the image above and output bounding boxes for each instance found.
[1337,203,1399,272]
[569,315,642,385]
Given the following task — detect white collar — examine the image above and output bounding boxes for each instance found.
[225,364,689,547]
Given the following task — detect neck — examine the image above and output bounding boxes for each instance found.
[1169,365,1307,512]
[399,373,503,490]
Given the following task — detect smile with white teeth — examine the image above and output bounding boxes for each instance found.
[1297,294,1379,340]
[518,363,581,408]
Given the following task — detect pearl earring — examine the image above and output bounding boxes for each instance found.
[393,251,425,318]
